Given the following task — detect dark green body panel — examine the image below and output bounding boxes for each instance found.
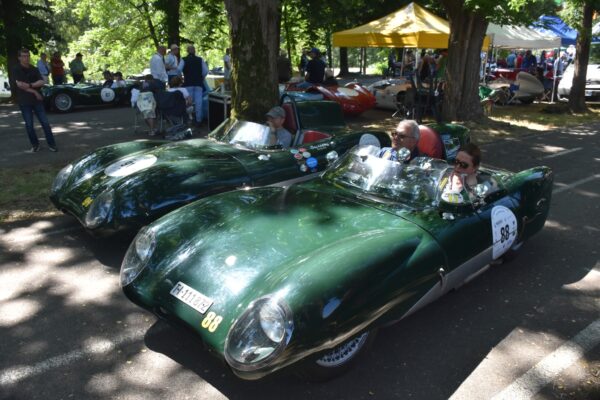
[123,165,553,378]
[50,101,393,236]
[124,182,446,370]
[42,82,133,110]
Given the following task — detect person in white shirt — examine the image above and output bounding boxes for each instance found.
[165,44,181,81]
[223,48,232,79]
[111,71,127,88]
[150,45,168,83]
[36,53,50,84]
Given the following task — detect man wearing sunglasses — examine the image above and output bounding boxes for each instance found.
[377,119,420,162]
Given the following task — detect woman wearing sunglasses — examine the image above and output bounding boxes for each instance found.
[443,143,497,201]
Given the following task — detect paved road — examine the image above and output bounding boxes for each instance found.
[0,115,598,399]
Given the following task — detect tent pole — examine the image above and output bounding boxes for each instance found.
[400,48,406,77]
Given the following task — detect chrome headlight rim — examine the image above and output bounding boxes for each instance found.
[224,296,294,372]
[51,164,73,193]
[84,189,115,229]
[120,226,156,287]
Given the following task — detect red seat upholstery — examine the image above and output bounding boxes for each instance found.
[417,125,444,159]
[302,130,331,144]
[282,103,298,134]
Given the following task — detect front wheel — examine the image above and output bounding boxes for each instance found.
[298,330,377,381]
[54,93,73,112]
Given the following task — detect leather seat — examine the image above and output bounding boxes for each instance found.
[417,125,444,159]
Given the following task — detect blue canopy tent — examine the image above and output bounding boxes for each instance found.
[533,16,577,47]
[533,16,600,46]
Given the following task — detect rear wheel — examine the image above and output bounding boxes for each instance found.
[54,93,73,112]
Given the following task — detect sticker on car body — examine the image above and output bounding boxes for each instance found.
[491,205,517,259]
[170,281,214,314]
[105,154,158,177]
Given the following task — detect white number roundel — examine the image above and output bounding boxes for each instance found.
[491,205,517,259]
[100,88,116,102]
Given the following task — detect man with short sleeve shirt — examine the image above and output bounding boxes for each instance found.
[305,47,326,85]
[150,45,168,83]
[36,53,50,84]
[11,48,57,153]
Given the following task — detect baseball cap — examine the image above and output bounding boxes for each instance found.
[170,44,179,50]
[310,47,319,55]
[266,106,285,119]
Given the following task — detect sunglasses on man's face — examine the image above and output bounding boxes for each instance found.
[391,131,412,139]
[454,159,471,169]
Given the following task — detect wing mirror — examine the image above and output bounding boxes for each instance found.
[326,150,338,164]
[397,147,411,162]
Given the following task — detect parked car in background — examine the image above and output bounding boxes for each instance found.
[42,81,136,112]
[120,145,553,380]
[0,72,10,102]
[557,42,600,101]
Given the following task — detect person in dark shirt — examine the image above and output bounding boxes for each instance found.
[102,70,114,88]
[304,47,326,84]
[11,48,57,153]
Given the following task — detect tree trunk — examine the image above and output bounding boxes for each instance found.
[568,1,593,113]
[224,0,281,122]
[164,0,181,46]
[1,0,23,99]
[338,47,349,76]
[441,0,488,122]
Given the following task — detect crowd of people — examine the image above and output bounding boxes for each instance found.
[495,49,571,79]
[387,48,448,83]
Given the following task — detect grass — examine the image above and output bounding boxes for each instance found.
[0,166,63,223]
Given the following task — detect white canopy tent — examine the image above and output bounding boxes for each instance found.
[487,23,561,49]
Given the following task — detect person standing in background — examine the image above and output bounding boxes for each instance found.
[69,53,87,84]
[223,48,232,79]
[50,52,65,85]
[11,48,57,153]
[165,44,181,82]
[178,45,208,125]
[150,45,168,84]
[36,53,50,84]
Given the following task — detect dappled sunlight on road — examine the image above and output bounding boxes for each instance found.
[543,219,571,231]
[0,298,42,327]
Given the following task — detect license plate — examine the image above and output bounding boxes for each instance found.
[585,90,592,97]
[170,281,213,314]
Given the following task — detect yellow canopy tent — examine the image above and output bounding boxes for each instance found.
[332,2,490,49]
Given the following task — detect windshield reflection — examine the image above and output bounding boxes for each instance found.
[323,145,451,207]
[210,120,276,150]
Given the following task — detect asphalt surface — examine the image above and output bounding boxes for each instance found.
[0,103,599,400]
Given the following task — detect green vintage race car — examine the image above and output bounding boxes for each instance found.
[41,81,135,112]
[51,100,404,236]
[120,145,553,380]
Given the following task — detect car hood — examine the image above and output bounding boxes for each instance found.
[55,139,250,216]
[128,181,428,348]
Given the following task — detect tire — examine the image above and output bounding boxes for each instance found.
[298,330,377,381]
[493,240,524,265]
[53,93,74,112]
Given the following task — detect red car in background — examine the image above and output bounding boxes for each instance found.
[284,81,376,117]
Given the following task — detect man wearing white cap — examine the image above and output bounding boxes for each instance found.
[165,44,181,82]
[265,106,292,149]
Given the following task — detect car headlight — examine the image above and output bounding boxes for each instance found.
[224,296,293,371]
[51,164,73,193]
[120,226,156,287]
[84,189,114,229]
